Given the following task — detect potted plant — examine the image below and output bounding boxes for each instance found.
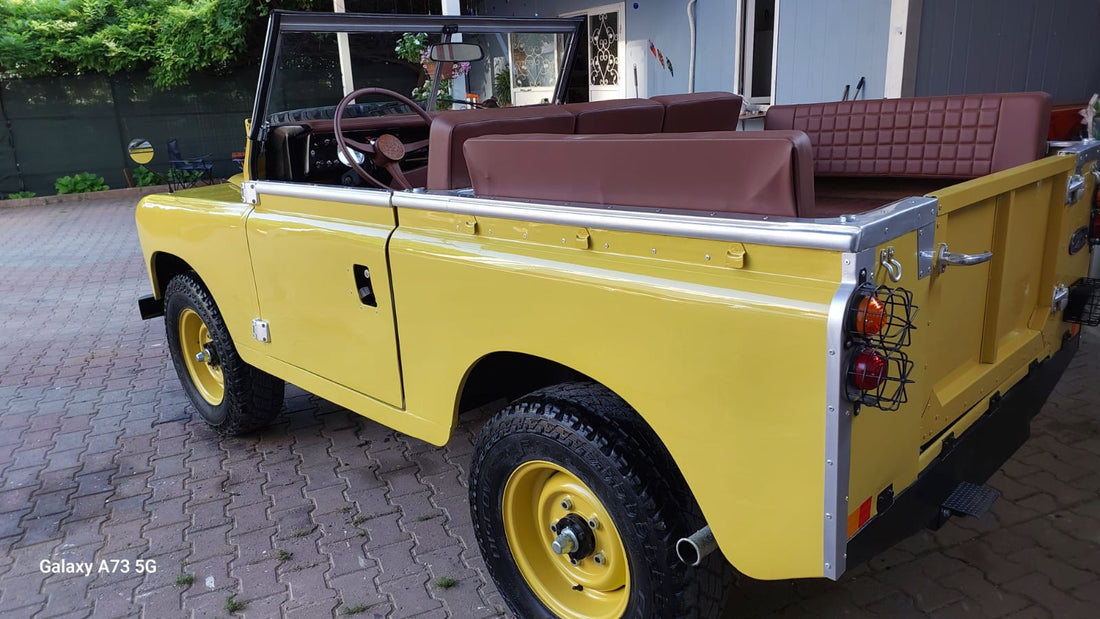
[395,32,471,110]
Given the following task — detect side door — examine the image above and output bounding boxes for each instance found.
[245,184,404,408]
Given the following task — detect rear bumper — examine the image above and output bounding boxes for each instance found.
[846,333,1080,568]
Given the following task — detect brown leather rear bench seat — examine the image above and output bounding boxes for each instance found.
[463,130,813,218]
[765,91,1052,216]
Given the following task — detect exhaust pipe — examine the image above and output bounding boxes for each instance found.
[676,525,716,566]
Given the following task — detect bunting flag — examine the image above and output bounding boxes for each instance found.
[647,40,674,77]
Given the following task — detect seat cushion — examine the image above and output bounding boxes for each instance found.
[563,98,665,134]
[651,92,744,132]
[765,92,1053,178]
[427,106,575,190]
[463,130,814,218]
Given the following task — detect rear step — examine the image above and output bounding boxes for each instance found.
[940,481,1000,519]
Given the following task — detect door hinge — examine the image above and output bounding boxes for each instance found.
[252,318,271,343]
[1066,174,1086,205]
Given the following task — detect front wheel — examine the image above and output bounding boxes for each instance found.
[164,273,284,435]
[470,382,730,618]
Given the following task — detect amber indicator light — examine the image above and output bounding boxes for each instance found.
[852,295,886,336]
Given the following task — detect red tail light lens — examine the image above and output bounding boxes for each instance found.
[853,295,886,336]
[850,348,887,391]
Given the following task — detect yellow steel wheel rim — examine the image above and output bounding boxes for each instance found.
[178,308,224,406]
[502,460,629,619]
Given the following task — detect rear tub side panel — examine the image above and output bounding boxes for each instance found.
[134,186,264,359]
[387,206,841,580]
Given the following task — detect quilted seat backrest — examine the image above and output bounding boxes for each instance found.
[764,92,1052,179]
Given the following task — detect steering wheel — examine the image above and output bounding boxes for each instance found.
[333,88,434,190]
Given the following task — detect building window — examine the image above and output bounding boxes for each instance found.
[739,0,776,105]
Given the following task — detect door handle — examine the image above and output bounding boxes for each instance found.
[934,243,993,273]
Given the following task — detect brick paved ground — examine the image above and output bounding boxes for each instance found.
[0,196,1097,618]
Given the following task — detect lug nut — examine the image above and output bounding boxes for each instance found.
[549,522,559,534]
[560,497,573,510]
[195,350,209,363]
[569,557,579,566]
[593,552,606,565]
[587,516,599,530]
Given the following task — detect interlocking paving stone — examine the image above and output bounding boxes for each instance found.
[1,196,1098,617]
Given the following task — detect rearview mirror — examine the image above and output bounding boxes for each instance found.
[429,42,484,62]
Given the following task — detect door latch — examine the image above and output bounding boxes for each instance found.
[354,264,377,307]
[932,243,993,273]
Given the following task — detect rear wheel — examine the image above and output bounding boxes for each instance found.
[164,273,284,435]
[470,382,730,618]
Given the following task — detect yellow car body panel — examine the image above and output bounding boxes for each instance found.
[388,206,841,578]
[136,143,1096,581]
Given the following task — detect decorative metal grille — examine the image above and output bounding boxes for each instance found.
[511,33,557,88]
[588,12,619,87]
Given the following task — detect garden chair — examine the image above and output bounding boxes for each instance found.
[166,139,214,191]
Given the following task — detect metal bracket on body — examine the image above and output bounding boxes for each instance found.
[1052,283,1070,314]
[252,318,270,343]
[242,182,258,205]
[879,247,903,282]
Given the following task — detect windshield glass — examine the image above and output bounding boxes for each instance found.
[261,13,579,128]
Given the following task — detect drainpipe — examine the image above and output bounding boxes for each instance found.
[687,0,698,92]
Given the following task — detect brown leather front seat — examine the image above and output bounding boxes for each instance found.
[651,92,744,132]
[426,106,575,190]
[563,98,666,134]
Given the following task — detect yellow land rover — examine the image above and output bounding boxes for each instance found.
[134,10,1100,617]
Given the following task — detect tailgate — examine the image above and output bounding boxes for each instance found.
[919,153,1092,449]
[843,147,1096,558]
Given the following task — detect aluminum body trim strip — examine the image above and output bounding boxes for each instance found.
[243,181,938,251]
[391,190,938,252]
[822,248,873,580]
[1055,140,1100,174]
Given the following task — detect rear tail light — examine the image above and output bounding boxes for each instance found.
[845,284,916,412]
[1090,210,1100,245]
[849,348,887,390]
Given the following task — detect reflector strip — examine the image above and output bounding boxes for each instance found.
[847,496,874,538]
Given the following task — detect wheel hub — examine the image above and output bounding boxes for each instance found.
[550,513,596,563]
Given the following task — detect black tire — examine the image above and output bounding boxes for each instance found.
[470,381,731,618]
[164,273,284,435]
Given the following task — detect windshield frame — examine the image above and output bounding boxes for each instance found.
[249,10,584,142]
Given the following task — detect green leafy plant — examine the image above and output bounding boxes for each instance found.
[434,576,457,589]
[275,549,292,562]
[224,596,246,612]
[394,32,429,63]
[4,191,35,199]
[174,573,194,587]
[340,604,369,615]
[165,169,202,185]
[0,0,268,87]
[493,66,511,106]
[133,165,161,187]
[55,173,109,194]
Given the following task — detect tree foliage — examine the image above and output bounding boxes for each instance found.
[0,0,315,87]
